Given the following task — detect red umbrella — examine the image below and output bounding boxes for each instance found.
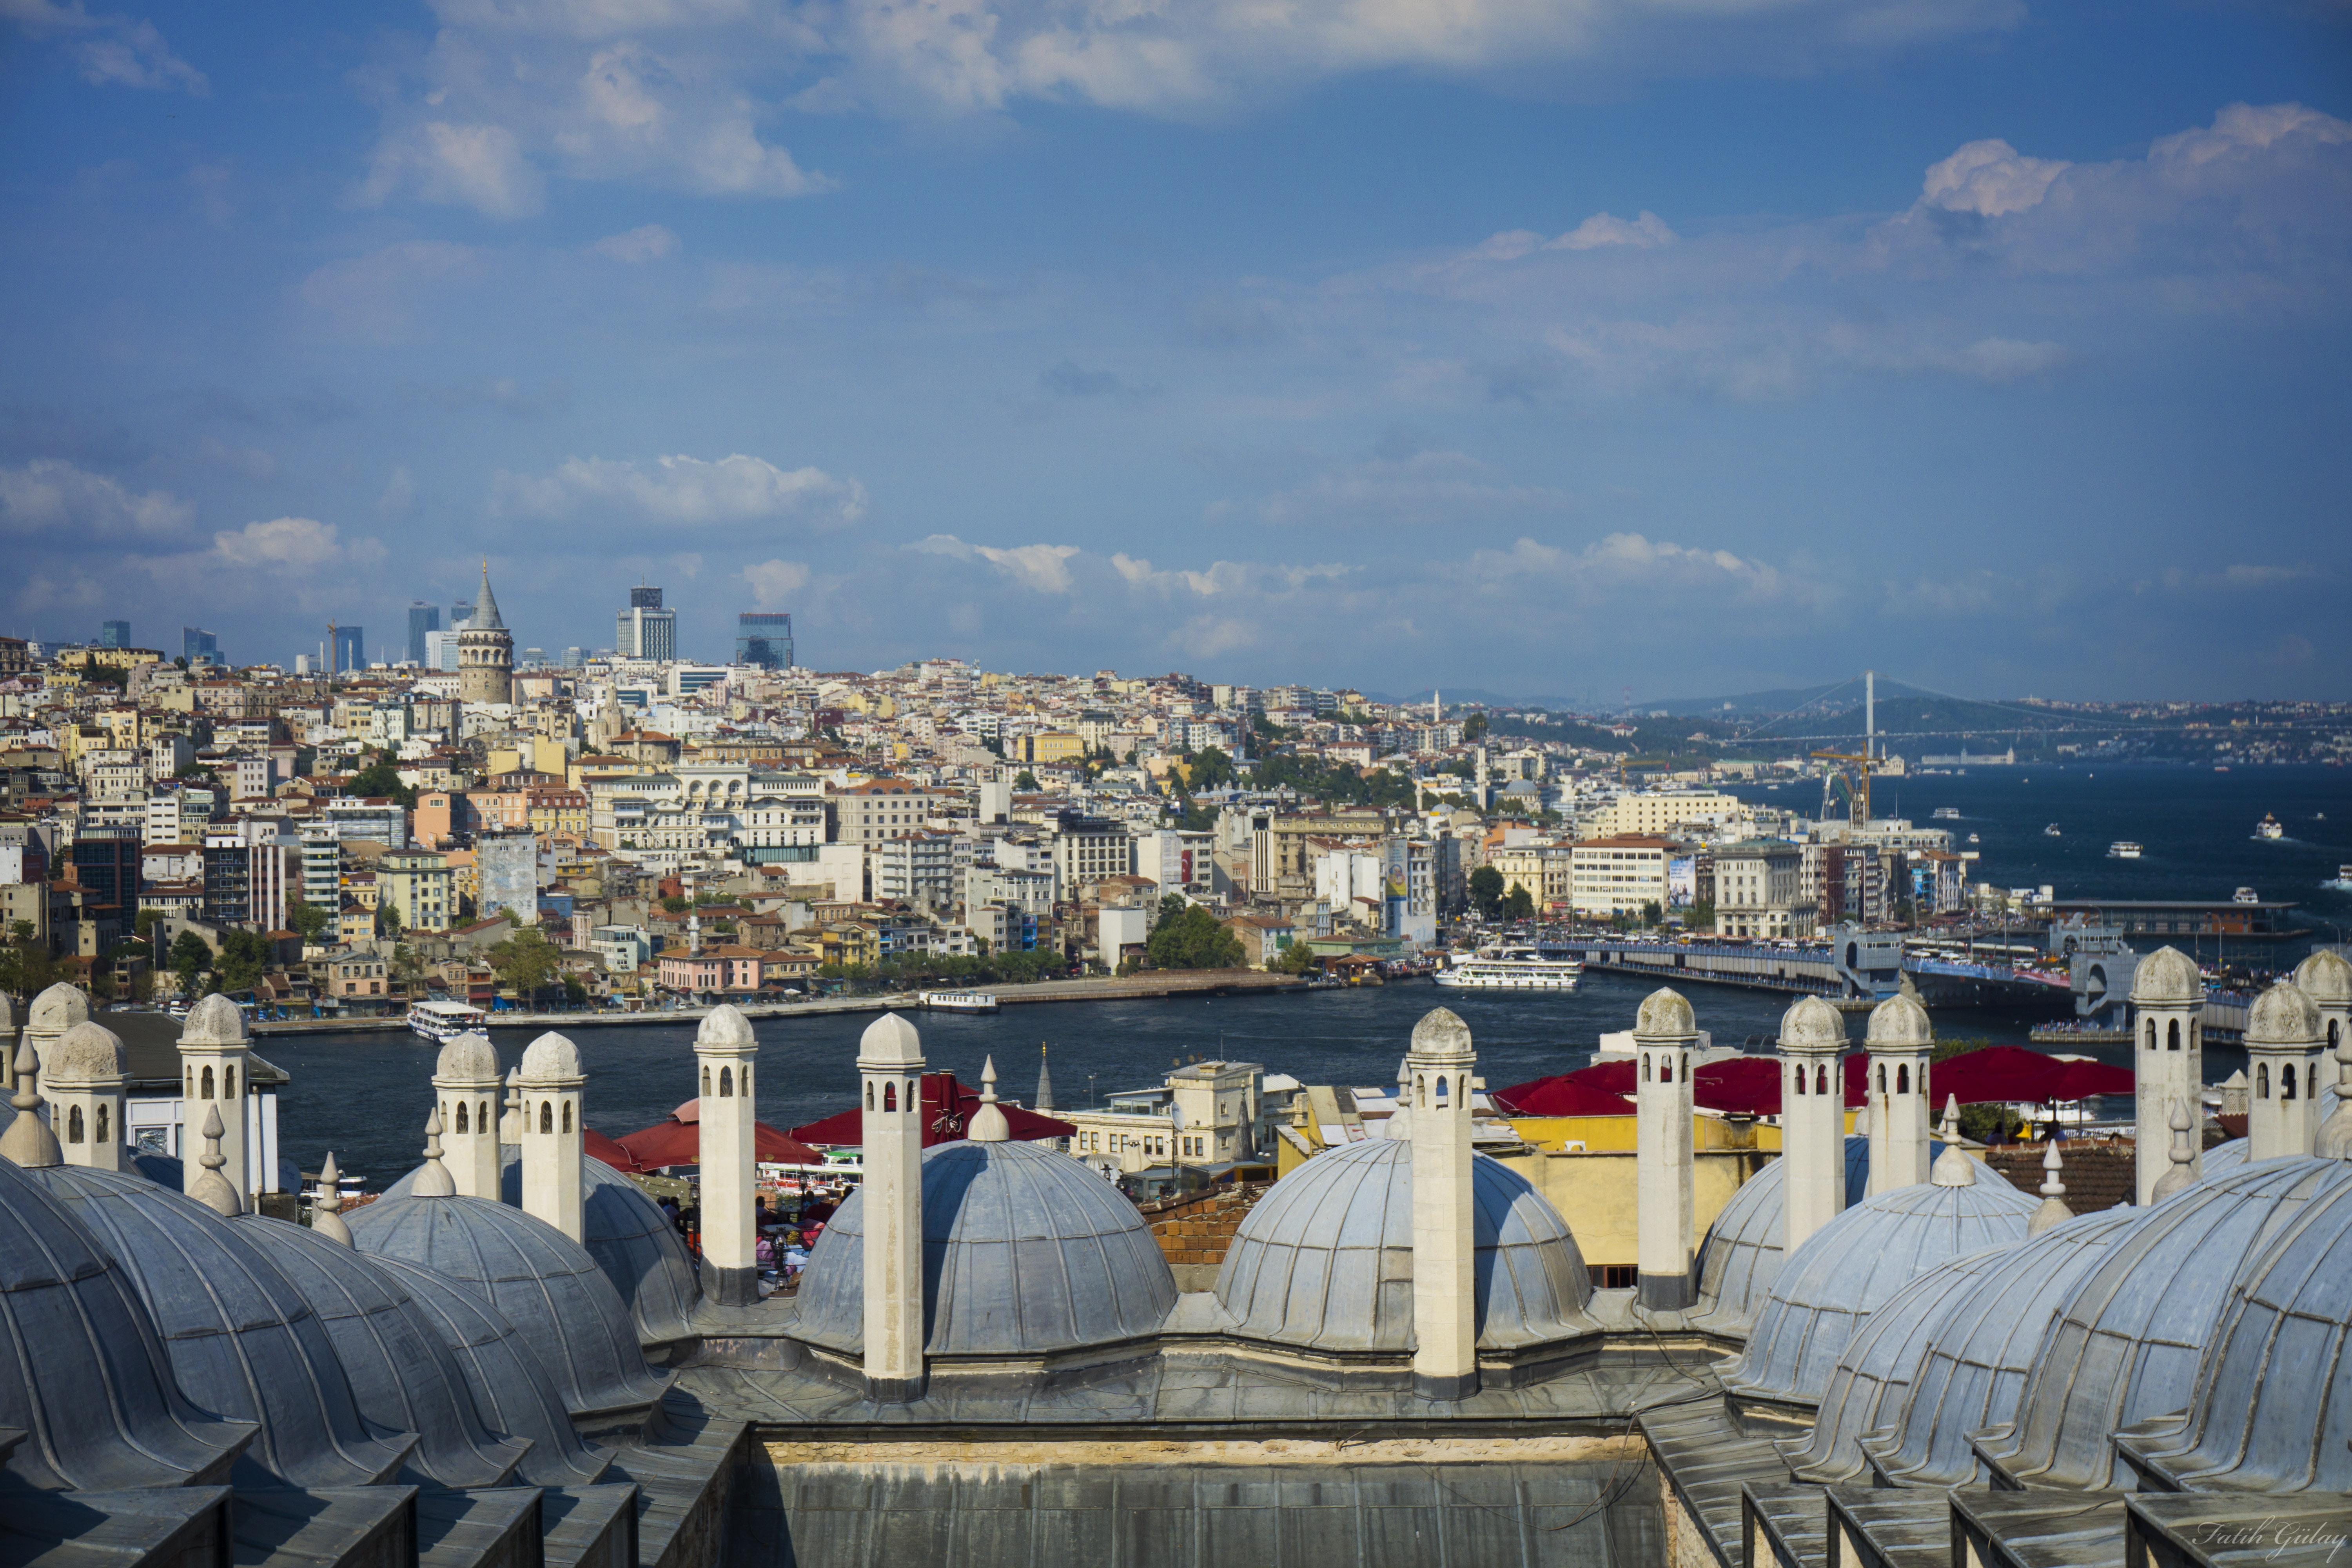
[1506,1055,1855,1120]
[613,1116,828,1169]
[585,1128,638,1173]
[1492,1075,1637,1116]
[1920,1045,2134,1106]
[789,1071,1078,1148]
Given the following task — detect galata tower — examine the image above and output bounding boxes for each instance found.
[458,559,514,706]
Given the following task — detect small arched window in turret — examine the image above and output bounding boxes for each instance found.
[561,1101,571,1134]
[456,1101,470,1133]
[1661,1055,1673,1083]
[539,1101,553,1134]
[1815,1063,1830,1095]
[720,1066,733,1098]
[742,1065,751,1095]
[702,1066,712,1096]
[2145,1020,2157,1052]
[865,1082,874,1111]
[2284,1065,2299,1100]
[1877,1064,1887,1092]
[479,1099,489,1130]
[1642,1053,1652,1082]
[96,1104,109,1143]
[883,1081,898,1111]
[201,1065,214,1100]
[1896,1064,1910,1094]
[1434,1074,1449,1101]
[67,1105,84,1143]
[1792,1065,1806,1096]
[2258,1062,2270,1098]
[2168,1020,2180,1051]
[184,1068,193,1098]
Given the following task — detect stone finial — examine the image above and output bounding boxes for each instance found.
[969,1056,1009,1143]
[499,1067,522,1144]
[1929,1094,1975,1186]
[695,1002,757,1050]
[188,1105,243,1217]
[408,1107,458,1198]
[311,1152,352,1245]
[2029,1138,2073,1235]
[1634,987,1695,1039]
[0,1039,63,1168]
[1034,1042,1054,1114]
[2151,1098,2198,1202]
[29,982,90,1038]
[1410,1006,1475,1061]
[858,1010,924,1067]
[178,993,249,1048]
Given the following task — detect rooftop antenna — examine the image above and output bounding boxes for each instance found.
[1866,669,1876,762]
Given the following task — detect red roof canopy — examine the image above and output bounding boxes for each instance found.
[1488,1076,1637,1117]
[1503,1045,2127,1122]
[584,1128,637,1172]
[789,1071,1078,1148]
[611,1116,826,1169]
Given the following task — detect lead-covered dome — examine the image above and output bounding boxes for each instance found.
[49,1020,127,1081]
[1637,987,1695,1037]
[2247,981,2322,1045]
[1726,1172,2036,1407]
[519,1031,582,1079]
[0,1148,255,1490]
[1865,993,1933,1048]
[2129,946,2203,1007]
[2114,1165,2352,1491]
[795,1139,1176,1357]
[230,1214,532,1489]
[1780,995,1845,1052]
[349,1192,670,1432]
[2294,948,2352,1009]
[1976,1157,2352,1490]
[435,1031,500,1080]
[1213,1138,1593,1354]
[28,1163,414,1488]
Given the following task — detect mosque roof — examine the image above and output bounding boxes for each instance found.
[0,1149,255,1492]
[793,1138,1177,1358]
[2292,946,2352,1007]
[1865,993,1933,1049]
[2247,980,2322,1045]
[47,1020,126,1082]
[2129,946,2205,1006]
[1214,1137,1593,1354]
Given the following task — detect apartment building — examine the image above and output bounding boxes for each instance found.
[1569,834,1676,919]
[831,778,942,844]
[1713,838,1811,940]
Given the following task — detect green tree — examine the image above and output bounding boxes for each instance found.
[661,895,690,914]
[1145,896,1243,970]
[345,750,416,808]
[1462,711,1490,742]
[488,926,563,1004]
[1014,769,1040,791]
[286,899,332,942]
[134,907,165,946]
[1641,901,1662,927]
[1271,940,1320,976]
[390,943,427,996]
[0,919,56,997]
[169,930,211,995]
[375,901,405,939]
[216,930,269,993]
[1468,866,1505,921]
[1503,886,1535,921]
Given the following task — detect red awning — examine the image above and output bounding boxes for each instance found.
[1502,1054,1860,1120]
[1490,1076,1637,1117]
[612,1116,826,1169]
[585,1128,638,1172]
[1916,1045,2134,1105]
[789,1070,1078,1148]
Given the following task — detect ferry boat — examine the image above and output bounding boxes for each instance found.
[408,1000,488,1042]
[2234,887,2261,905]
[1434,948,1583,992]
[1931,807,1960,820]
[2254,813,2285,840]
[2106,841,2143,860]
[1967,833,1980,844]
[2326,865,2352,891]
[919,990,1001,1014]
[2043,823,2062,838]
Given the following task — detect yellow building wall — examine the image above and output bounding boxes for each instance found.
[1497,1148,1767,1270]
[1503,1112,1789,1155]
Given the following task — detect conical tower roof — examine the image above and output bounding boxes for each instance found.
[471,559,505,632]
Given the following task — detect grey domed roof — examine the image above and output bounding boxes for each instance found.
[0,1149,255,1490]
[379,1151,701,1348]
[794,1138,1177,1358]
[1690,1136,1979,1336]
[229,1213,533,1489]
[349,1192,670,1428]
[1780,995,1845,1051]
[2115,1165,2352,1491]
[1780,1238,2018,1482]
[1637,987,1695,1036]
[519,1031,582,1079]
[28,1163,415,1488]
[2247,980,2322,1045]
[2130,946,2203,1006]
[363,1253,612,1486]
[1977,1157,2352,1489]
[48,1020,127,1082]
[1865,993,1933,1049]
[435,1032,500,1080]
[2294,947,2352,1007]
[178,993,247,1047]
[1828,1207,2137,1486]
[1212,1138,1593,1354]
[2200,1137,2251,1179]
[1725,1173,2036,1407]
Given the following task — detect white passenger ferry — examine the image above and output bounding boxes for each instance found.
[408,1000,488,1042]
[2106,841,2142,859]
[1433,948,1583,992]
[920,990,1002,1014]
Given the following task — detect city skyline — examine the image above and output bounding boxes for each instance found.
[1,0,2346,699]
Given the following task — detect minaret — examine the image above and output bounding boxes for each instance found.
[2245,979,2324,1161]
[1034,1044,1055,1114]
[2129,946,2206,1203]
[188,1105,242,1218]
[177,995,251,1202]
[47,1020,128,1171]
[457,559,514,707]
[519,1031,585,1242]
[2294,950,2352,1156]
[858,1012,926,1402]
[1928,1097,1975,1188]
[1635,987,1698,1311]
[0,1041,61,1167]
[1863,991,1933,1194]
[2150,1099,2198,1202]
[693,1004,760,1305]
[22,982,89,1078]
[2029,1138,2071,1236]
[1408,1006,1479,1399]
[433,1032,505,1201]
[312,1152,353,1245]
[1777,994,1846,1254]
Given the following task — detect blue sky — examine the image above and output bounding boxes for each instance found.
[2,0,2346,701]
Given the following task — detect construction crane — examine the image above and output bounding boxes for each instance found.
[1810,751,1875,824]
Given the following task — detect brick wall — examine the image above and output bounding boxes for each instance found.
[1142,1182,1270,1270]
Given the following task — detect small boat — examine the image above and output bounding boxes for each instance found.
[2327,865,2352,891]
[2234,887,2261,905]
[920,990,1001,1014]
[2254,814,2285,840]
[1967,833,1980,844]
[2107,842,2142,860]
[1931,807,1960,820]
[2043,824,2062,838]
[408,1000,487,1041]
[2215,764,2231,772]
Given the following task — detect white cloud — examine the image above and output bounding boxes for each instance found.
[2150,102,2352,171]
[740,558,811,607]
[1919,138,2071,217]
[1467,532,1798,601]
[913,535,1085,593]
[297,241,486,344]
[588,223,681,262]
[3,0,207,93]
[1548,210,1677,250]
[355,122,545,219]
[209,517,384,570]
[1111,552,1349,597]
[494,453,869,528]
[0,458,191,540]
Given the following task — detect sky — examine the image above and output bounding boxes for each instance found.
[1,0,2347,704]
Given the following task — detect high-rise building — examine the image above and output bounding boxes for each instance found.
[100,619,130,649]
[332,625,365,673]
[406,602,439,665]
[457,561,513,705]
[70,826,140,918]
[736,612,793,669]
[616,586,677,662]
[183,627,219,666]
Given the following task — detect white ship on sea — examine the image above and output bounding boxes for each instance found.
[2107,841,2142,860]
[1434,948,1583,992]
[1931,807,1961,820]
[2327,865,2352,891]
[2254,813,2285,840]
[408,1000,488,1041]
[920,990,1002,1014]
